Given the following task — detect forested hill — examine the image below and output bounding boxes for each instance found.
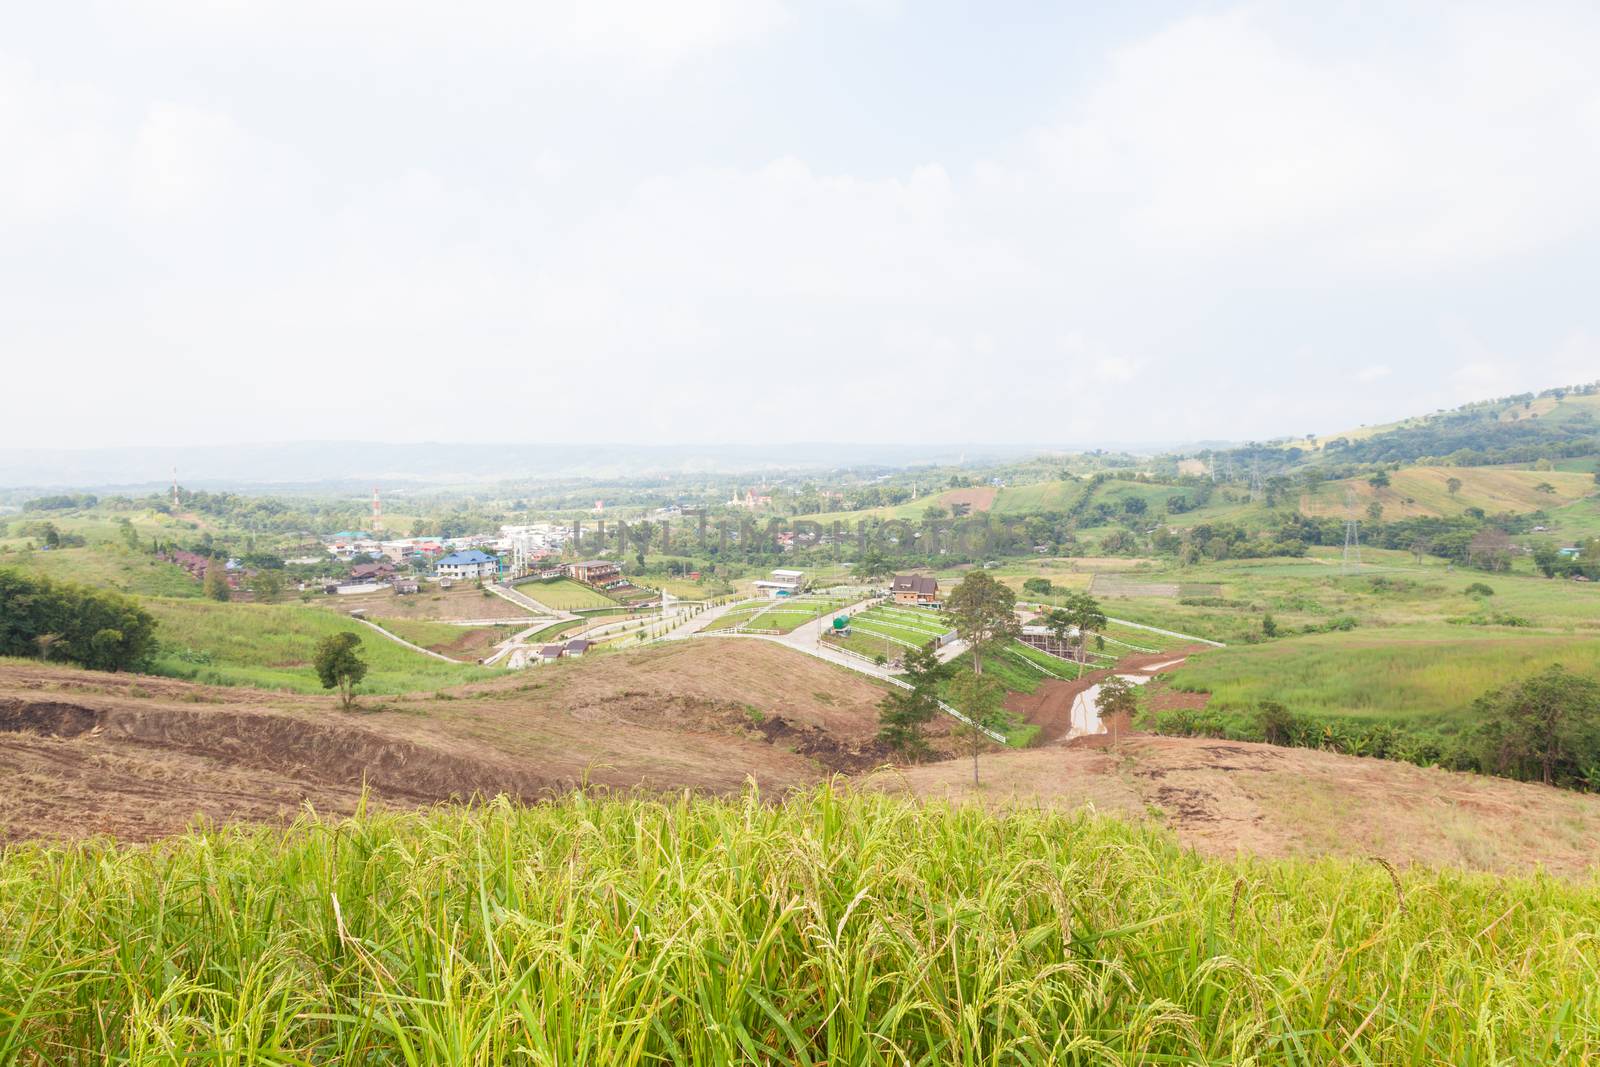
[1200,383,1600,473]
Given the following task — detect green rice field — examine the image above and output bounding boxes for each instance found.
[3,787,1595,1063]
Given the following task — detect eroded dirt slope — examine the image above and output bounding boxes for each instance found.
[883,735,1600,879]
[0,641,895,841]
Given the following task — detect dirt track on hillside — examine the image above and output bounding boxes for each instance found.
[881,734,1600,879]
[1005,648,1207,743]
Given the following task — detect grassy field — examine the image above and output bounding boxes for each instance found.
[5,787,1595,1063]
[511,577,617,610]
[0,544,202,598]
[1171,626,1600,724]
[739,596,852,634]
[1300,465,1596,519]
[141,598,495,693]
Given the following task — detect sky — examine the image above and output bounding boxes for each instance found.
[5,0,1600,450]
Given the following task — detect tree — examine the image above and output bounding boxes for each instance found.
[1021,577,1053,597]
[852,549,892,583]
[1043,607,1074,658]
[1473,666,1600,787]
[249,570,284,602]
[1368,470,1391,489]
[314,631,369,710]
[203,563,231,602]
[949,670,1010,786]
[1057,591,1107,673]
[1095,675,1138,744]
[944,571,1020,674]
[877,644,949,760]
[1366,501,1384,523]
[1261,613,1278,638]
[1409,536,1432,565]
[1467,528,1513,572]
[1446,477,1463,495]
[0,569,156,672]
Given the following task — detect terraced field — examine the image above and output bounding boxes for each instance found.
[823,603,950,661]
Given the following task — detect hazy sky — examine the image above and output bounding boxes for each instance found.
[6,1,1600,449]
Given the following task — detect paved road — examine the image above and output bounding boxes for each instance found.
[694,598,1004,742]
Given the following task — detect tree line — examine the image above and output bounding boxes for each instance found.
[0,569,157,672]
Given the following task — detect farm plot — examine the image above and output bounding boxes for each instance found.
[823,604,951,662]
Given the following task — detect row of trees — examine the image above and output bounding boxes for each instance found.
[0,569,157,672]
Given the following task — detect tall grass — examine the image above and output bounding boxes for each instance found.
[4,787,1596,1063]
[1173,626,1600,721]
[141,597,495,694]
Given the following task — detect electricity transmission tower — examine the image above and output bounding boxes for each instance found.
[1342,487,1361,574]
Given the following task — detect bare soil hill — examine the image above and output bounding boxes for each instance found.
[881,735,1600,879]
[0,641,903,842]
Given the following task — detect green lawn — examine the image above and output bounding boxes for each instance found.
[740,597,851,634]
[141,598,495,694]
[511,577,617,610]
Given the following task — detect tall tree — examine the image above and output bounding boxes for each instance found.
[877,644,949,761]
[1059,592,1107,673]
[949,670,1010,786]
[314,632,369,710]
[944,571,1019,674]
[1474,666,1600,787]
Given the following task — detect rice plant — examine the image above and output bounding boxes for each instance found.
[2,785,1597,1064]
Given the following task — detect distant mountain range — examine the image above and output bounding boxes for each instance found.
[0,441,1062,492]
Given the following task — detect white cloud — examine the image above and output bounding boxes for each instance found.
[126,0,789,71]
[3,2,1599,449]
[1032,6,1600,272]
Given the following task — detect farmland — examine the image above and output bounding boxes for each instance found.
[824,602,950,661]
[4,785,1598,1063]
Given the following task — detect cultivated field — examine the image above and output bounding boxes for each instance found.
[823,603,950,661]
[4,785,1598,1063]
